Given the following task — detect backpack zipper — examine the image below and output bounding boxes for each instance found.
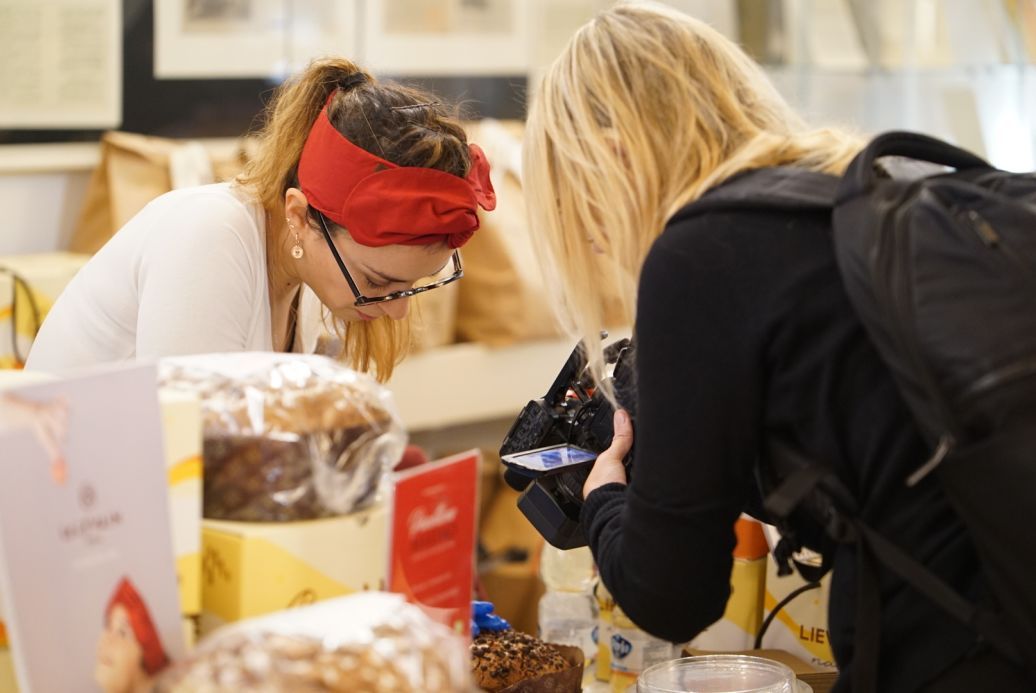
[888,233,958,484]
[961,209,1034,278]
[906,434,955,487]
[879,195,962,479]
[961,358,1036,401]
[887,201,958,429]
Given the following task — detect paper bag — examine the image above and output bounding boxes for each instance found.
[457,120,629,346]
[69,131,253,254]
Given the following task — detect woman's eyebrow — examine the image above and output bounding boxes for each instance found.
[362,259,451,283]
[360,263,407,284]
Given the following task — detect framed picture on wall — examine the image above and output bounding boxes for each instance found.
[363,0,530,75]
[0,0,122,129]
[154,0,360,79]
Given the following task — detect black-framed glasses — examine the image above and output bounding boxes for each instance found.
[315,211,464,307]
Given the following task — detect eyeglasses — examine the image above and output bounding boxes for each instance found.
[315,211,464,307]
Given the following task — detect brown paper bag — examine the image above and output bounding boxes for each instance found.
[457,120,628,346]
[69,132,252,254]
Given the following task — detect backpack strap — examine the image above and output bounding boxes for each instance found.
[674,167,837,220]
[763,437,1023,692]
[839,130,991,199]
[854,522,1023,666]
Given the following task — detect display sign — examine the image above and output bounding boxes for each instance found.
[387,449,480,637]
[0,365,184,692]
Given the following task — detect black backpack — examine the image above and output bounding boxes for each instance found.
[694,131,1036,690]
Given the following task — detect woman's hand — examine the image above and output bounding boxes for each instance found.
[583,409,634,499]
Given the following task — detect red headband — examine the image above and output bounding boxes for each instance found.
[297,100,496,248]
[104,577,170,676]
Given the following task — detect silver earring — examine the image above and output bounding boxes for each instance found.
[288,220,304,259]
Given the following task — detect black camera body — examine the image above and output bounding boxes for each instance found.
[499,338,636,549]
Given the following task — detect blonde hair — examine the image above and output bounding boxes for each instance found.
[238,57,470,381]
[523,1,864,397]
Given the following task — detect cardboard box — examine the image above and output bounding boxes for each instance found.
[200,503,388,630]
[159,390,203,616]
[0,252,90,369]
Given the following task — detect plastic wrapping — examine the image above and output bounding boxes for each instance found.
[159,353,406,521]
[155,592,473,692]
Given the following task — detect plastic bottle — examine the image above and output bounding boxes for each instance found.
[610,604,678,692]
[593,577,615,682]
[538,544,598,665]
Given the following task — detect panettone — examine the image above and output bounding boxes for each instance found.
[471,630,579,692]
[157,593,470,691]
[154,632,415,692]
[160,354,406,521]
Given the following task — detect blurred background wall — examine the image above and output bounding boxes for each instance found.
[3,0,1036,253]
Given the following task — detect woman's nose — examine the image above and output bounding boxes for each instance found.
[380,297,410,321]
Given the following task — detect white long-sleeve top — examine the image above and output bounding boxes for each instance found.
[27,183,276,372]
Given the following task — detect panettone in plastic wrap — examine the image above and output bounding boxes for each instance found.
[159,353,406,521]
[154,592,473,692]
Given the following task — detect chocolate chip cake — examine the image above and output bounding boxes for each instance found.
[471,630,573,691]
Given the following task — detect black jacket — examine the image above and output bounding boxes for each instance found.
[582,174,983,693]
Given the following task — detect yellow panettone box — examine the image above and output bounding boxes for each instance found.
[760,551,837,671]
[158,389,203,616]
[0,253,90,369]
[690,516,770,651]
[0,646,12,691]
[200,502,388,631]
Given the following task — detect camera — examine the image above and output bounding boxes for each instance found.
[499,337,635,549]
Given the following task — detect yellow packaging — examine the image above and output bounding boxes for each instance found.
[200,503,388,630]
[0,253,90,369]
[182,616,197,651]
[690,517,769,651]
[761,552,837,671]
[158,390,203,616]
[0,641,13,693]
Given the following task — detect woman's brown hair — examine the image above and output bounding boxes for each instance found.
[239,57,471,381]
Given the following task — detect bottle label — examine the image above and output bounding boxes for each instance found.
[610,627,675,675]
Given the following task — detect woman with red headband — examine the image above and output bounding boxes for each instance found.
[27,58,495,380]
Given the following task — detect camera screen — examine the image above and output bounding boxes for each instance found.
[501,445,598,472]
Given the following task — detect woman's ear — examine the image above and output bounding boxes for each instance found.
[283,188,313,234]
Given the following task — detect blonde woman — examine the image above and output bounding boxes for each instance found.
[524,4,1026,692]
[27,58,495,380]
